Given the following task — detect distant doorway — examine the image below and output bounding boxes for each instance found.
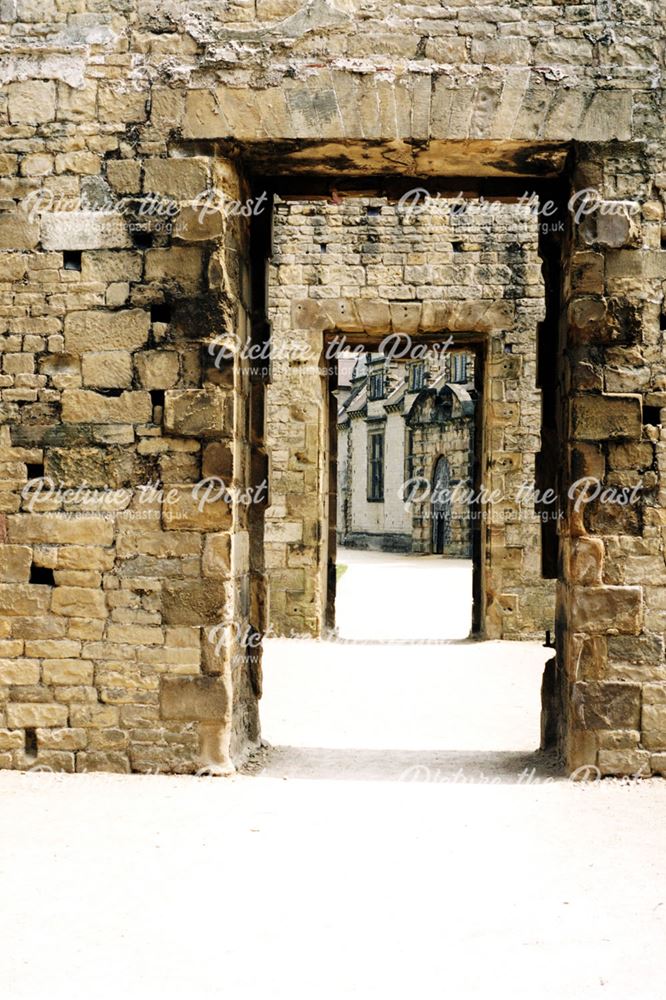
[431,455,452,555]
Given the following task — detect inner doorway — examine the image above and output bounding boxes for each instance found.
[331,342,478,642]
[431,456,451,554]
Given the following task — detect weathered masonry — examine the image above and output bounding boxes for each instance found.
[0,0,665,776]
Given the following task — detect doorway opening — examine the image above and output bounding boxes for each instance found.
[330,339,483,642]
[264,191,556,644]
[259,187,558,771]
[431,456,452,555]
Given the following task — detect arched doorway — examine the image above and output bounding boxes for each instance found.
[431,456,452,555]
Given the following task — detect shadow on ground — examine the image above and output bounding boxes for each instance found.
[243,745,563,783]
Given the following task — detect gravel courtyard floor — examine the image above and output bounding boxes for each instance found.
[2,551,666,1000]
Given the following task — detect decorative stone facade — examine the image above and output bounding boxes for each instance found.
[406,372,476,559]
[337,351,475,558]
[0,0,663,775]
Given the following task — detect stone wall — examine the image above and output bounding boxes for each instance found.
[0,0,663,774]
[0,107,263,771]
[553,144,666,777]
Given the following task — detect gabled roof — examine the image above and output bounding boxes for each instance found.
[405,379,475,421]
[384,380,407,412]
[346,385,368,415]
[351,354,368,382]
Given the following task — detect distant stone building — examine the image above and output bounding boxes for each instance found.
[337,350,475,557]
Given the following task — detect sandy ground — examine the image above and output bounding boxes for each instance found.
[2,551,666,1000]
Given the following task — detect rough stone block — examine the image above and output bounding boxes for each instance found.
[598,748,650,776]
[580,207,640,249]
[183,89,225,139]
[116,527,199,559]
[568,537,604,586]
[8,513,114,547]
[608,441,654,471]
[576,91,632,142]
[61,389,152,424]
[642,704,666,749]
[106,624,163,645]
[56,80,97,121]
[16,0,55,21]
[6,703,68,728]
[160,675,229,721]
[41,212,131,251]
[20,152,53,176]
[143,158,209,199]
[81,351,133,389]
[42,660,94,684]
[0,211,40,250]
[574,681,641,730]
[76,751,130,774]
[0,584,51,616]
[0,544,32,582]
[571,586,642,635]
[54,151,101,175]
[81,252,143,284]
[36,727,87,751]
[0,729,24,751]
[51,587,107,619]
[597,730,641,751]
[608,635,664,668]
[97,85,147,124]
[265,520,303,543]
[163,485,232,532]
[0,639,23,657]
[585,498,641,537]
[43,446,133,489]
[202,442,234,480]
[162,580,227,626]
[8,81,56,124]
[202,533,231,577]
[643,683,666,705]
[135,350,179,389]
[70,704,119,728]
[571,394,642,441]
[471,38,532,65]
[0,658,40,684]
[64,309,150,354]
[144,248,203,289]
[198,720,234,773]
[164,388,228,439]
[24,639,81,658]
[105,160,142,194]
[173,205,225,242]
